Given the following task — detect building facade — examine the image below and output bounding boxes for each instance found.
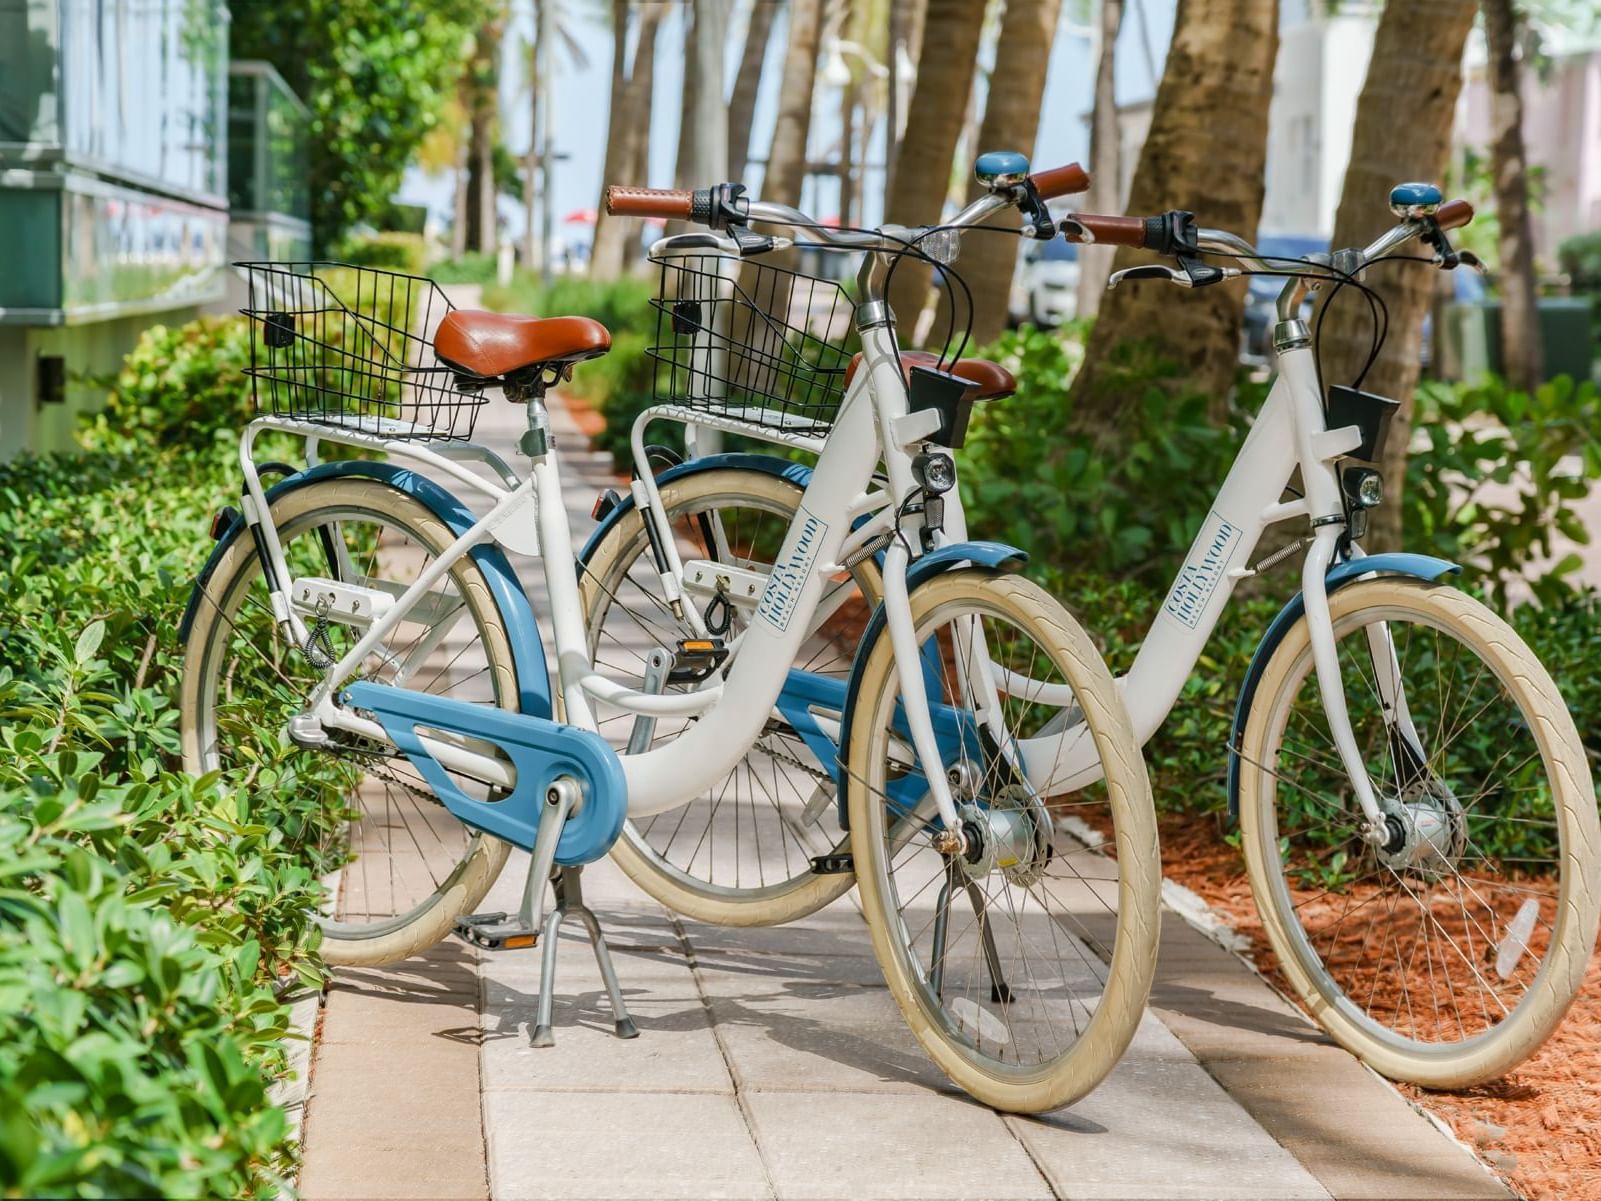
[0,0,231,458]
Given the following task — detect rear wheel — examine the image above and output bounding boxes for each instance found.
[578,467,879,926]
[180,477,519,967]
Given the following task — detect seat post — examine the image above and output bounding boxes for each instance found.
[518,381,552,460]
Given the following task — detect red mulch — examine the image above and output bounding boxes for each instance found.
[1156,812,1601,1199]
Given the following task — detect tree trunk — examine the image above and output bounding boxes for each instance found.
[593,4,664,277]
[952,0,1064,348]
[762,0,825,209]
[621,12,663,270]
[728,0,778,183]
[463,18,502,255]
[689,0,732,185]
[1075,0,1121,319]
[883,0,987,339]
[1483,0,1544,393]
[1318,0,1476,550]
[1067,0,1278,429]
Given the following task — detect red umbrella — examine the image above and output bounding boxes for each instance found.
[563,208,598,225]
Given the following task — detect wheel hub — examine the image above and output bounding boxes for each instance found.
[1377,781,1466,881]
[951,788,1054,886]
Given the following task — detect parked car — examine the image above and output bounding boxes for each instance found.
[1240,233,1488,369]
[1009,236,1080,328]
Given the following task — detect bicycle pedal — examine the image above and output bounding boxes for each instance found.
[667,638,729,684]
[810,852,854,875]
[453,912,540,951]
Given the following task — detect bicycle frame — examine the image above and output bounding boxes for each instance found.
[237,252,985,832]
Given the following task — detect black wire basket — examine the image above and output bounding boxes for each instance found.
[647,252,856,435]
[239,262,488,441]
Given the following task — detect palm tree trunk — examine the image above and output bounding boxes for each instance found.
[762,0,825,209]
[1075,0,1121,319]
[883,0,987,338]
[1317,0,1476,551]
[591,0,635,278]
[728,0,778,183]
[1483,0,1544,393]
[463,17,503,255]
[667,3,702,236]
[1067,0,1277,430]
[622,11,664,271]
[951,0,1064,348]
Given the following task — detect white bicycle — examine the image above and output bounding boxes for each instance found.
[179,161,1162,1112]
[652,172,1601,1090]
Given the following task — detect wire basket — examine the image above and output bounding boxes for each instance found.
[239,262,488,441]
[647,251,857,435]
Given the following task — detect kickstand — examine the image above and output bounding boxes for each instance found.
[928,858,1013,1006]
[530,866,639,1047]
[452,777,639,1046]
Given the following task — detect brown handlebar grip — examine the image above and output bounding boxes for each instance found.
[1062,212,1148,248]
[1030,162,1091,200]
[1435,198,1474,232]
[604,185,695,219]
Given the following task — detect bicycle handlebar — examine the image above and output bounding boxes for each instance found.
[1029,162,1092,200]
[603,185,697,220]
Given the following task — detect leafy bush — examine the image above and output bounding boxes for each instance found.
[959,325,1244,582]
[1557,230,1601,289]
[333,231,426,274]
[0,344,340,1193]
[1406,374,1601,606]
[428,253,499,286]
[85,318,253,452]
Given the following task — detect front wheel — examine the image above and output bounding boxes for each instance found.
[845,570,1160,1113]
[1237,578,1600,1087]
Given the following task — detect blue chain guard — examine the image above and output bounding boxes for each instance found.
[342,681,627,864]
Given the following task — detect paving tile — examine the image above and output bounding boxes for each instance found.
[743,1090,1051,1200]
[1009,1046,1331,1201]
[485,1091,772,1200]
[697,966,951,1096]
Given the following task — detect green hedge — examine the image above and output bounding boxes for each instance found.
[0,319,341,1197]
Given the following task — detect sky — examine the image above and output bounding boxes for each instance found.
[396,0,1179,245]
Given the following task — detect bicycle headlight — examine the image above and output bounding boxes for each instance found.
[1343,465,1384,509]
[913,450,957,496]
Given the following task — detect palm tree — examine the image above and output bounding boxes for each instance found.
[761,0,825,208]
[1482,0,1543,393]
[1075,0,1121,318]
[883,0,987,335]
[952,0,1064,347]
[1317,0,1477,549]
[591,1,664,277]
[1067,0,1279,434]
[728,0,779,183]
[462,13,505,255]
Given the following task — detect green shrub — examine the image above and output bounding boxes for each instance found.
[959,325,1243,582]
[1557,230,1601,289]
[0,375,341,1193]
[428,253,499,285]
[1406,373,1601,607]
[85,318,253,452]
[332,231,426,274]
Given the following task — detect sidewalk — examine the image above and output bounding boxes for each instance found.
[294,395,1512,1201]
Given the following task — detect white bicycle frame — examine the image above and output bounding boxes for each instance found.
[238,228,1016,834]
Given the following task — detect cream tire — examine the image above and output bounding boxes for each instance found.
[580,467,874,926]
[1238,578,1600,1087]
[846,570,1160,1113]
[180,477,516,968]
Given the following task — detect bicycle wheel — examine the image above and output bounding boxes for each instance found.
[845,570,1160,1112]
[1237,577,1600,1087]
[579,466,879,926]
[181,476,520,967]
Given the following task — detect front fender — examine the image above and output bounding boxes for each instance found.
[179,460,552,718]
[1225,552,1461,819]
[834,541,1029,828]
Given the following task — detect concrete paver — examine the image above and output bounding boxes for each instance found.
[295,390,1512,1201]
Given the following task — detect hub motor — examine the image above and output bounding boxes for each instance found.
[1376,780,1466,882]
[952,786,1054,886]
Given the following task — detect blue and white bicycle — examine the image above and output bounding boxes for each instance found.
[178,162,1163,1113]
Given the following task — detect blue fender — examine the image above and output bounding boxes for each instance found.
[577,452,814,564]
[179,460,552,718]
[833,541,1029,828]
[1225,552,1461,819]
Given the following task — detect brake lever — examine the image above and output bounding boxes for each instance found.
[1107,261,1238,290]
